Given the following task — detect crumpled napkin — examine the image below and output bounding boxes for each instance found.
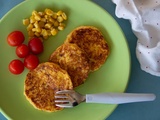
[112,0,160,76]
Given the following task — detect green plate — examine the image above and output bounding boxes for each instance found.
[0,0,130,119]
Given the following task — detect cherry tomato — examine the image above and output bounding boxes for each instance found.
[9,59,24,75]
[16,44,30,58]
[7,31,25,46]
[24,54,39,70]
[28,38,43,54]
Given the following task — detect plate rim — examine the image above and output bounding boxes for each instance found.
[0,0,131,119]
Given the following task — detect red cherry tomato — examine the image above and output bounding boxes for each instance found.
[28,38,43,54]
[9,59,24,75]
[24,54,39,70]
[16,44,30,58]
[7,31,25,46]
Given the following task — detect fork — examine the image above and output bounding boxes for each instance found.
[55,90,156,108]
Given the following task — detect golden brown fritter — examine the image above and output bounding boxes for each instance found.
[49,43,90,88]
[65,26,110,71]
[24,62,73,112]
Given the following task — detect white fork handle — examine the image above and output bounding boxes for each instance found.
[85,93,156,104]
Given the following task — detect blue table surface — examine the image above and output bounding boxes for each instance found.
[0,0,160,120]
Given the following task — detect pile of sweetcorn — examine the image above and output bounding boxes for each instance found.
[23,8,67,41]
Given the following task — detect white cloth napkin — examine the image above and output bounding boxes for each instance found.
[112,0,160,76]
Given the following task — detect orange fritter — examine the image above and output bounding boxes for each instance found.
[24,62,73,112]
[65,26,110,71]
[49,43,90,88]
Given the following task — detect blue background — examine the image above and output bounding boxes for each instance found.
[0,0,160,120]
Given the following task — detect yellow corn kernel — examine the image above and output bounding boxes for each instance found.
[34,15,41,21]
[32,10,38,16]
[44,14,50,20]
[52,13,57,19]
[51,28,58,36]
[32,28,37,32]
[47,30,51,36]
[45,8,54,16]
[43,35,49,40]
[57,16,63,23]
[32,28,41,33]
[34,32,40,37]
[38,12,44,16]
[23,19,30,25]
[36,27,41,33]
[57,10,63,16]
[62,12,67,20]
[54,21,59,27]
[58,26,64,31]
[59,23,65,27]
[49,18,55,23]
[41,29,48,36]
[34,21,40,28]
[30,16,36,23]
[28,31,34,37]
[40,17,46,23]
[39,21,45,28]
[45,23,52,29]
[27,24,33,31]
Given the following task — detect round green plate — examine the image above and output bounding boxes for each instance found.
[0,0,130,120]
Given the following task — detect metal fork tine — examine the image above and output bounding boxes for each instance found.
[55,95,68,99]
[56,90,73,94]
[55,103,73,108]
[55,100,69,103]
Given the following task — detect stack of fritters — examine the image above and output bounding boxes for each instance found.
[24,26,110,112]
[49,26,110,87]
